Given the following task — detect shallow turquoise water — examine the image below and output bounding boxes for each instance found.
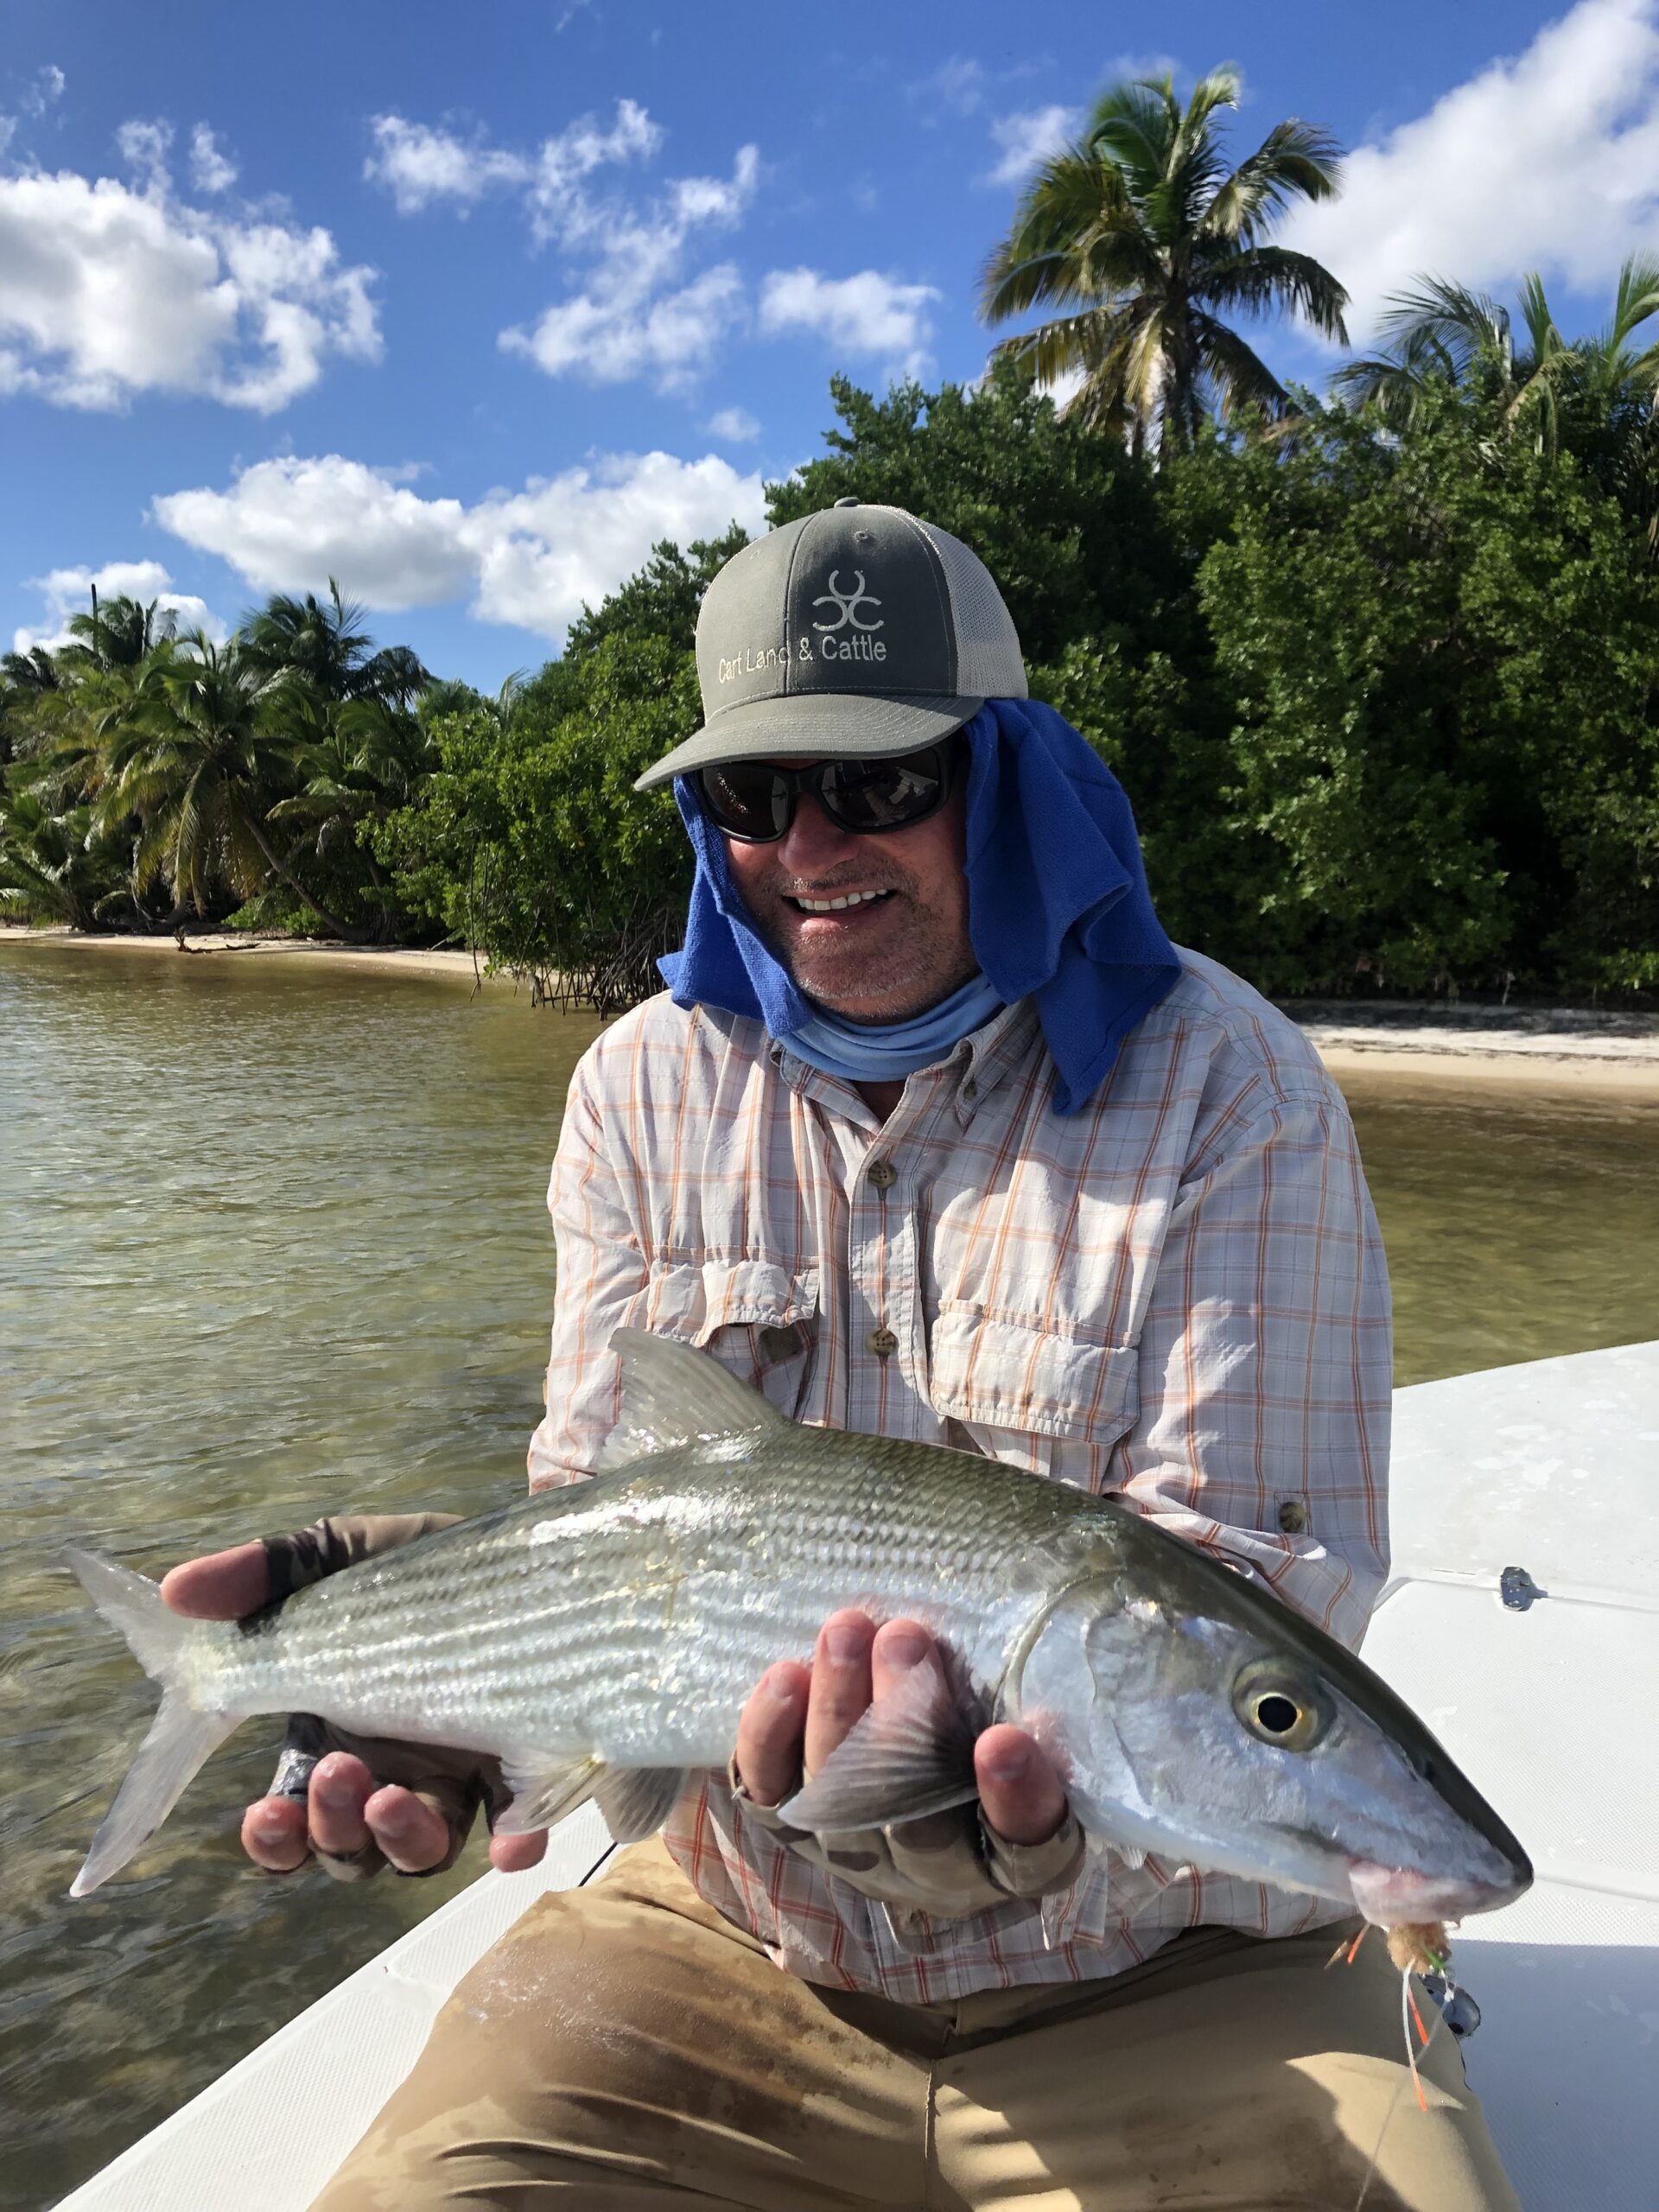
[2,941,1656,2209]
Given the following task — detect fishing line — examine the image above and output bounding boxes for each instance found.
[1351,1930,1458,2212]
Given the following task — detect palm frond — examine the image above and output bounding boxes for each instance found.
[1085,75,1183,194]
[1200,118,1345,245]
[1195,245,1349,343]
[1191,310,1291,422]
[1373,277,1514,378]
[1608,252,1659,352]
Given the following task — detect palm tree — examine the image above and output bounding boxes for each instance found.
[264,690,441,938]
[1335,256,1659,543]
[0,791,130,930]
[1338,257,1659,435]
[95,632,359,937]
[59,592,175,675]
[241,579,374,697]
[241,579,433,707]
[981,66,1349,458]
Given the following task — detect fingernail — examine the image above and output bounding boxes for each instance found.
[315,1772,355,1810]
[376,1801,412,1839]
[883,1629,929,1670]
[984,1743,1029,1783]
[767,1669,801,1702]
[253,1818,289,1847]
[827,1619,868,1664]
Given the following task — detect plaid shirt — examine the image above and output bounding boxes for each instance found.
[527,949,1391,2000]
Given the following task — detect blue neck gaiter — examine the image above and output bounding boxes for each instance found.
[785,970,1005,1085]
[658,696,1183,1114]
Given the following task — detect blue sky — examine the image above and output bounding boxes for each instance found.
[3,0,1655,687]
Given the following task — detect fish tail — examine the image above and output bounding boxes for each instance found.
[65,1548,237,1899]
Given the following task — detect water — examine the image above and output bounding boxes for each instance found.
[3,943,1657,2210]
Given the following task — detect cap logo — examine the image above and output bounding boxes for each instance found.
[811,570,884,634]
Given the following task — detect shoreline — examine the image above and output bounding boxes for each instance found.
[7,925,1659,1091]
[0,925,518,988]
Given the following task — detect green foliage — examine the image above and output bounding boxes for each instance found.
[374,632,697,1009]
[0,591,441,944]
[1185,387,1659,993]
[980,65,1348,455]
[5,353,1656,1008]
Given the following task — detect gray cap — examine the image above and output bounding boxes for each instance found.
[633,499,1027,791]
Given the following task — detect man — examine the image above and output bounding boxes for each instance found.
[167,502,1519,2208]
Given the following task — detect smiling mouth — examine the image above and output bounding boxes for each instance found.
[787,888,894,915]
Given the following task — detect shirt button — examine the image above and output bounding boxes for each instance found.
[868,1157,898,1191]
[1277,1499,1308,1535]
[867,1325,899,1358]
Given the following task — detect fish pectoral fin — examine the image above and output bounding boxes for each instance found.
[593,1764,690,1843]
[779,1654,979,1834]
[598,1329,788,1469]
[494,1751,602,1835]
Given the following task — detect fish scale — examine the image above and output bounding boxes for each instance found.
[198,1454,1025,1765]
[65,1328,1533,1928]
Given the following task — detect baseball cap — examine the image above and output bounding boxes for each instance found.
[632,499,1027,791]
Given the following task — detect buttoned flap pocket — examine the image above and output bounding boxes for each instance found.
[633,1257,820,1417]
[928,1306,1138,1481]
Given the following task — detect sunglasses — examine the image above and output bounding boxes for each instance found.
[696,740,958,844]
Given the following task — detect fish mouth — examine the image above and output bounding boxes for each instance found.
[1345,1855,1529,1928]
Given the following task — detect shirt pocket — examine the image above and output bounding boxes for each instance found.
[632,1257,820,1421]
[927,1306,1139,1491]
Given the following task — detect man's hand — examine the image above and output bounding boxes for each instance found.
[162,1532,548,1878]
[734,1608,1067,1847]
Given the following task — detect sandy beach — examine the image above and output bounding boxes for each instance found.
[0,925,521,988]
[1288,1002,1659,1094]
[7,926,1659,1090]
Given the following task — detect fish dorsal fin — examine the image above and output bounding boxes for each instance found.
[598,1328,787,1470]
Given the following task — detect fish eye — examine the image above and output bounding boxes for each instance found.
[1231,1662,1332,1753]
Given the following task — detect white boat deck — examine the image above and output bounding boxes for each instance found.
[56,1343,1659,2212]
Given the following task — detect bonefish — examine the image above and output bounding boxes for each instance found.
[67,1328,1531,1926]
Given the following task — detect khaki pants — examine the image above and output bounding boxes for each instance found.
[313,1840,1521,2211]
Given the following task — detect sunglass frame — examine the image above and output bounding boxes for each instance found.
[696,740,958,844]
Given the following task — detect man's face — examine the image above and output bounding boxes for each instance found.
[721,763,977,1022]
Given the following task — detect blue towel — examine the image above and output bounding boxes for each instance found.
[659,696,1182,1114]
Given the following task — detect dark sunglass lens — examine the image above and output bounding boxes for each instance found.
[823,749,944,831]
[701,764,789,839]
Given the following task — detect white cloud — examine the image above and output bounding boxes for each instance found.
[503,260,746,389]
[154,459,474,609]
[151,449,766,642]
[705,404,760,442]
[984,103,1081,187]
[188,124,238,195]
[465,452,765,634]
[503,136,758,390]
[758,267,939,378]
[14,558,225,655]
[1103,50,1183,87]
[22,64,66,118]
[364,101,660,228]
[1281,0,1659,340]
[524,101,665,245]
[368,102,755,391]
[0,63,65,157]
[0,128,379,412]
[362,115,535,214]
[913,58,989,116]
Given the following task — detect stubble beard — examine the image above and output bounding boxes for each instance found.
[748,861,978,1024]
